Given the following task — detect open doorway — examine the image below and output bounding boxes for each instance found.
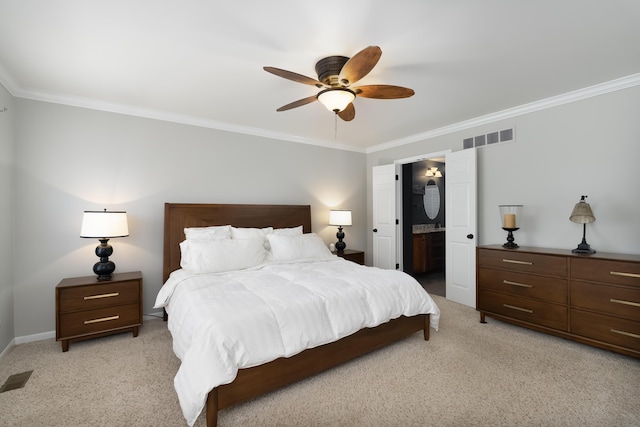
[401,157,446,297]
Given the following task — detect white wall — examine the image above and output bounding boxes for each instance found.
[366,85,640,261]
[0,84,15,352]
[12,99,366,337]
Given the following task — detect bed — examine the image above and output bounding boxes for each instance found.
[156,203,440,426]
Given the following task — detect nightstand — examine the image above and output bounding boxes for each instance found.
[55,271,143,352]
[336,249,365,265]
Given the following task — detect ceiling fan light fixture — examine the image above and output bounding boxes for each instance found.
[317,88,355,113]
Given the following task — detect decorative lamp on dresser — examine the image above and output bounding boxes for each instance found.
[55,271,143,352]
[477,245,640,358]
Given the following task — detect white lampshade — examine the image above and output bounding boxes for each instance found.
[329,210,352,226]
[317,89,355,113]
[80,210,129,238]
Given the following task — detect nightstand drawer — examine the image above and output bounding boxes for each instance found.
[58,303,141,338]
[58,280,140,313]
[571,281,640,320]
[478,268,567,304]
[571,258,640,287]
[571,310,640,352]
[478,250,567,277]
[478,289,567,330]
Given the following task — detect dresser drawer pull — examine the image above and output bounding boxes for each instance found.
[503,304,534,314]
[84,292,119,300]
[84,315,120,325]
[610,271,640,279]
[610,298,640,308]
[503,280,533,288]
[610,329,640,340]
[502,259,533,266]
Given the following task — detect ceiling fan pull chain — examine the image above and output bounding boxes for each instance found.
[334,112,338,139]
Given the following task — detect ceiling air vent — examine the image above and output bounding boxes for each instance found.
[463,127,515,149]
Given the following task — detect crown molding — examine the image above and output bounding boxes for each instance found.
[366,73,640,154]
[3,67,638,155]
[10,87,364,153]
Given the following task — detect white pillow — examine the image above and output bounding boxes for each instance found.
[184,225,231,240]
[179,238,267,273]
[267,233,334,262]
[231,226,274,249]
[273,225,304,235]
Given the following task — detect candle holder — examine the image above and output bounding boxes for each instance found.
[502,227,520,248]
[499,205,523,248]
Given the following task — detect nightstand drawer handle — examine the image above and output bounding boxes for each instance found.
[503,304,534,314]
[84,292,119,300]
[610,271,640,279]
[610,298,640,308]
[610,329,640,339]
[84,315,120,325]
[502,259,533,266]
[503,280,533,288]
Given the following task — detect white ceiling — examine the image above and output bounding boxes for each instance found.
[1,1,639,152]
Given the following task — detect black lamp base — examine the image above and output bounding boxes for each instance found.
[93,238,116,280]
[572,240,596,254]
[335,226,346,253]
[502,227,519,249]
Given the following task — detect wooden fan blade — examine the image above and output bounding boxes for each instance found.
[353,85,415,99]
[338,46,382,86]
[264,66,325,88]
[276,95,318,112]
[337,103,355,121]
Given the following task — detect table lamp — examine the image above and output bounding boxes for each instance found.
[329,210,352,253]
[569,195,596,254]
[80,209,129,280]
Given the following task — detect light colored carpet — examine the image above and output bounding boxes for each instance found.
[1,295,639,426]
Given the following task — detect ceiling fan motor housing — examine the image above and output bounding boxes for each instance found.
[315,56,349,86]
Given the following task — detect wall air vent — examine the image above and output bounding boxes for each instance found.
[463,127,515,149]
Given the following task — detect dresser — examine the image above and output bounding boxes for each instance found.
[56,271,143,352]
[477,246,640,358]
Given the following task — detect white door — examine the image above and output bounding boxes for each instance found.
[445,149,477,307]
[372,164,397,269]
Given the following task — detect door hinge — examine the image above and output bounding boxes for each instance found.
[395,174,399,180]
[396,263,400,270]
[396,219,399,225]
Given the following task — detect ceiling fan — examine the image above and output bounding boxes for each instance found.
[263,46,414,121]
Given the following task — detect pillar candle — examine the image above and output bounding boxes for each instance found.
[503,213,516,228]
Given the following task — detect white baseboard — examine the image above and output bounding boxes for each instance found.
[15,330,55,345]
[0,338,16,362]
[1,313,165,359]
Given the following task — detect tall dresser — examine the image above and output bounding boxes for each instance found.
[477,245,640,358]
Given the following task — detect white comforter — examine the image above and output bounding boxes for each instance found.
[154,257,440,426]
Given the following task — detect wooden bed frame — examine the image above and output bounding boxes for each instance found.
[162,203,430,427]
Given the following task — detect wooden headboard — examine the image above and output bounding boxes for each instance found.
[163,203,312,282]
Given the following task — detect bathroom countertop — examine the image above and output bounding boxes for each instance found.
[412,225,445,234]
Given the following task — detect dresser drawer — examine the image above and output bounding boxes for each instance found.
[58,303,141,338]
[478,289,567,330]
[478,249,567,277]
[571,281,640,321]
[571,309,640,352]
[571,258,640,287]
[58,280,140,313]
[478,268,567,304]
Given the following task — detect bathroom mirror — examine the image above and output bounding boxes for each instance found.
[423,180,440,220]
